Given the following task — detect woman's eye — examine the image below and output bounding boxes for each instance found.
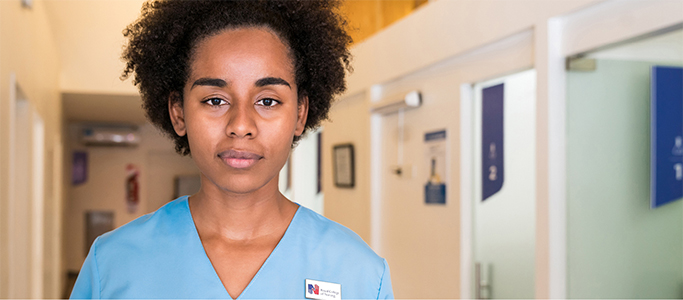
[257,98,280,107]
[203,98,226,106]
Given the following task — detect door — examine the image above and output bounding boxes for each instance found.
[470,69,537,299]
[565,28,683,299]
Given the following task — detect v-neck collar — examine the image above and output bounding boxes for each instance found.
[182,196,302,299]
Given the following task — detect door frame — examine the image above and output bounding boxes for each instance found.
[6,73,45,299]
[457,32,535,299]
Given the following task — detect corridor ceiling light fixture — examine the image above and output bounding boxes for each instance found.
[81,126,140,147]
[370,90,422,115]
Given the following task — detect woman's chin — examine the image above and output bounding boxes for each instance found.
[210,175,278,196]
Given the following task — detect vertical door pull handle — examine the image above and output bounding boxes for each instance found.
[475,262,490,299]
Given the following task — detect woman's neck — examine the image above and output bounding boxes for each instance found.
[188,175,298,242]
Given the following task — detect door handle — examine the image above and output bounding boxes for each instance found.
[475,262,490,299]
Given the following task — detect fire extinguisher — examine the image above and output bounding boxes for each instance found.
[126,164,139,213]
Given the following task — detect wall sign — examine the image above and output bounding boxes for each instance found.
[482,83,505,201]
[424,130,447,204]
[72,151,88,185]
[333,144,354,188]
[651,66,683,208]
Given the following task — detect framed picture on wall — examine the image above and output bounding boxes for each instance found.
[333,143,354,188]
[317,132,322,194]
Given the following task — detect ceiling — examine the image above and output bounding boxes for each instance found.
[62,93,147,125]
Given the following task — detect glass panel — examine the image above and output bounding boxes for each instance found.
[472,69,536,299]
[566,28,683,299]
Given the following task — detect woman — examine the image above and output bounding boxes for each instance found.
[70,1,393,299]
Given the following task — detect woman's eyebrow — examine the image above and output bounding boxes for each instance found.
[255,77,291,89]
[191,77,227,90]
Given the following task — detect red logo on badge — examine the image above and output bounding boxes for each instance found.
[308,284,319,295]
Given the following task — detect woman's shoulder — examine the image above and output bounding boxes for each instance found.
[292,205,384,266]
[94,196,191,253]
[275,205,393,299]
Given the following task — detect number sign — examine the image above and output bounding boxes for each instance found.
[482,83,505,201]
[651,66,683,208]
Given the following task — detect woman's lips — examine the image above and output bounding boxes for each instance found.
[217,149,263,169]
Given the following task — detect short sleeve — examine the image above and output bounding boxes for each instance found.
[70,237,101,299]
[377,259,394,299]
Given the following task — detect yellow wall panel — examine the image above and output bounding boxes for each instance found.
[340,0,428,44]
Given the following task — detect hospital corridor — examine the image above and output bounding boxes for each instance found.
[0,0,682,298]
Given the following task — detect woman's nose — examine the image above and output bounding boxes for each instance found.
[225,102,257,139]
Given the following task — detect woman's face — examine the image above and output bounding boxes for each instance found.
[170,27,307,195]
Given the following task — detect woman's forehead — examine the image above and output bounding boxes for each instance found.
[189,27,295,79]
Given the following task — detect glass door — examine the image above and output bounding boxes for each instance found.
[566,28,683,299]
[471,69,537,299]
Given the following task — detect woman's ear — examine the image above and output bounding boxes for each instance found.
[168,93,187,136]
[295,96,309,136]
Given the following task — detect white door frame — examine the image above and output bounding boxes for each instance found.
[459,83,474,299]
[7,72,22,299]
[31,109,45,299]
[7,73,46,299]
[457,32,535,299]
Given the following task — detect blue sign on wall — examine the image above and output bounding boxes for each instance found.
[482,83,505,201]
[651,66,683,208]
[424,130,447,204]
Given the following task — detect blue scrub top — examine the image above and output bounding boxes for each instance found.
[71,196,393,299]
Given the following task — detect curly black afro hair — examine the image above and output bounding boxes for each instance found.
[121,0,352,155]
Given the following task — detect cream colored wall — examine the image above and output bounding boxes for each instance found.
[322,0,598,298]
[44,0,144,95]
[63,123,199,272]
[323,92,371,241]
[0,0,63,298]
[145,150,200,215]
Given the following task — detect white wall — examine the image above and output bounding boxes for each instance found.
[290,129,324,214]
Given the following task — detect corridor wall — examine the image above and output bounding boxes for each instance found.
[44,0,143,95]
[63,123,200,275]
[321,0,605,298]
[0,0,63,298]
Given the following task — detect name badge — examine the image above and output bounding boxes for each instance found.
[305,279,341,300]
